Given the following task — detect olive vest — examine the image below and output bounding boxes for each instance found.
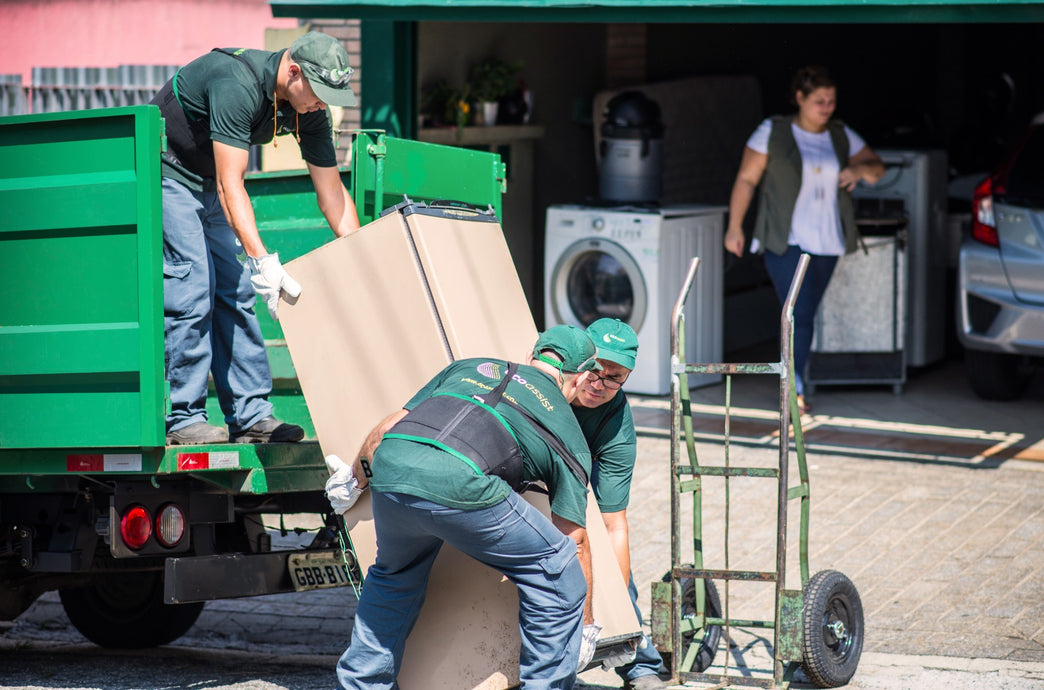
[753,115,860,256]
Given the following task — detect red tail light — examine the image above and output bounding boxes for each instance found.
[971,177,1000,247]
[120,505,152,550]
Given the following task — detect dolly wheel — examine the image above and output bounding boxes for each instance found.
[801,570,864,688]
[659,572,723,672]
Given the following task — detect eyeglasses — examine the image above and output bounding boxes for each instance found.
[587,372,626,390]
[299,59,354,88]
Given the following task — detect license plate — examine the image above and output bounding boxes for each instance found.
[287,550,358,592]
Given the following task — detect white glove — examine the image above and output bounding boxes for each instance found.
[576,621,602,673]
[246,253,301,321]
[600,641,638,671]
[325,454,364,515]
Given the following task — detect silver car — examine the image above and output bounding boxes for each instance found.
[957,112,1044,400]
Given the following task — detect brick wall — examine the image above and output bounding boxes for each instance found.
[606,24,647,89]
[306,19,362,163]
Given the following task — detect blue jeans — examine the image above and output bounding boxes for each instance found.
[161,178,273,433]
[616,573,666,682]
[762,246,838,397]
[337,490,587,690]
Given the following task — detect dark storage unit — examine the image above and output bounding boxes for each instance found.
[598,91,664,203]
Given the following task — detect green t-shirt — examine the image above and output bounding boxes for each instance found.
[573,392,637,513]
[370,358,592,527]
[162,48,337,189]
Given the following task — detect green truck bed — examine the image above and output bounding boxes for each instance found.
[0,105,505,644]
[0,106,504,465]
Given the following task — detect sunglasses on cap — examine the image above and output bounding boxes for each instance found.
[535,352,601,375]
[298,59,354,88]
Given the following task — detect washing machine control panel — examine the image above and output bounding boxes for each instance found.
[581,213,646,242]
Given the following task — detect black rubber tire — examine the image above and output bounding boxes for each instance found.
[659,572,723,673]
[801,570,864,688]
[59,571,204,649]
[964,348,1032,401]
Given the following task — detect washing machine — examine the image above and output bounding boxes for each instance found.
[544,204,725,395]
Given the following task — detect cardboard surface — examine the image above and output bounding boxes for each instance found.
[279,211,452,464]
[404,209,538,363]
[280,205,641,689]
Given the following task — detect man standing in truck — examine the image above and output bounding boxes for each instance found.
[573,318,667,690]
[325,325,606,689]
[151,31,360,445]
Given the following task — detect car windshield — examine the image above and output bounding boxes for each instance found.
[1001,125,1044,208]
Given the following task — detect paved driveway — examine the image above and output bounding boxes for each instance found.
[3,358,1044,689]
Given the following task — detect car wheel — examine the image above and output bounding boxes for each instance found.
[59,571,204,648]
[964,348,1032,401]
[801,570,864,688]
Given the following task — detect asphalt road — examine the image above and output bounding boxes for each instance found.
[3,631,1044,690]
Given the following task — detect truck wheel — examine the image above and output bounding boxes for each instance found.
[801,570,863,688]
[964,348,1032,401]
[59,571,204,648]
[659,572,722,672]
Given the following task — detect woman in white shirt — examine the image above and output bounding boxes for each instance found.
[724,65,884,413]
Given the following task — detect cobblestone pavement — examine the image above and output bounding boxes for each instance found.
[3,358,1044,688]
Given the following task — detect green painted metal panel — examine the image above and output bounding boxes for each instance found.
[360,21,416,139]
[351,132,505,223]
[777,589,804,662]
[0,106,164,450]
[0,324,141,376]
[272,0,1044,23]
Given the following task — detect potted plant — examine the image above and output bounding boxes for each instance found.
[420,79,458,127]
[468,57,522,125]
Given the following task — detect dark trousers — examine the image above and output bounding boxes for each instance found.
[762,245,839,397]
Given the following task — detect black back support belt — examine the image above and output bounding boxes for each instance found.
[386,364,524,490]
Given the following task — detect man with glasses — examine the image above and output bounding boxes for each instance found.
[151,31,361,445]
[325,325,603,689]
[572,318,667,690]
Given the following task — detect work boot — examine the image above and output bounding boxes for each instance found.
[624,675,667,690]
[166,422,229,445]
[232,416,305,444]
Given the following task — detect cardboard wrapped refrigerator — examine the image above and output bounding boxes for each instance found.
[278,199,643,690]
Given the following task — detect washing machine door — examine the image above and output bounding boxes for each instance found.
[549,237,647,331]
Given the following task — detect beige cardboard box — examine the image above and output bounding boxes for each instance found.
[280,204,640,690]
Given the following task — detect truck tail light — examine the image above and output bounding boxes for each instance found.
[120,505,152,550]
[155,504,186,548]
[971,177,1000,248]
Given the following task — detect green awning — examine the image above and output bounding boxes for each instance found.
[271,0,1044,23]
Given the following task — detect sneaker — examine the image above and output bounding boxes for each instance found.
[166,422,229,445]
[624,675,667,690]
[232,416,305,444]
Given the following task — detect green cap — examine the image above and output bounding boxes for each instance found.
[290,31,357,107]
[532,325,602,374]
[586,318,639,370]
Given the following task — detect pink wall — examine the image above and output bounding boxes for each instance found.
[0,0,300,84]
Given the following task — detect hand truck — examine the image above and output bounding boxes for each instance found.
[651,255,865,689]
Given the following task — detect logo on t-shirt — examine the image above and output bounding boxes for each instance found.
[477,362,502,379]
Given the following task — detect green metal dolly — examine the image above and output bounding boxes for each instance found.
[651,255,865,689]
